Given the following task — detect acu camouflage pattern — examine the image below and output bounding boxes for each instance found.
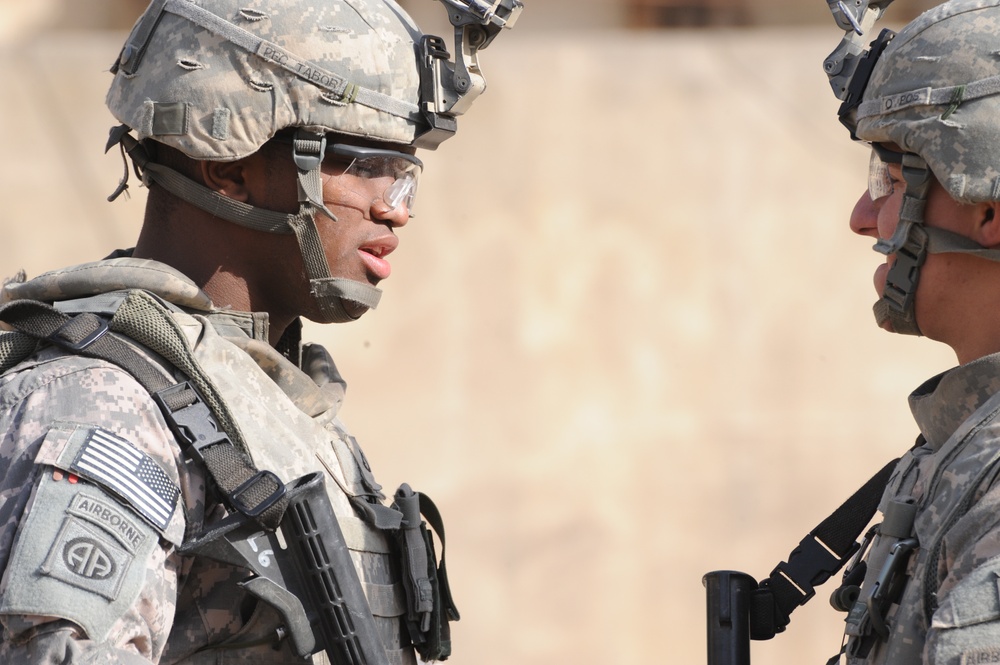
[842,354,1000,664]
[0,259,416,664]
[106,0,425,159]
[855,0,1000,204]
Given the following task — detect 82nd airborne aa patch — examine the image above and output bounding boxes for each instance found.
[40,514,133,601]
[0,425,170,641]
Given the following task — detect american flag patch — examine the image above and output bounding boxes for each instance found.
[70,428,179,531]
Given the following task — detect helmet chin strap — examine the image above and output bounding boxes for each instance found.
[871,153,933,336]
[110,126,382,324]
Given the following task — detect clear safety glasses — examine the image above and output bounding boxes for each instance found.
[325,143,423,215]
[867,144,903,202]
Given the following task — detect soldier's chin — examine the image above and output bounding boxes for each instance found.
[873,299,895,333]
[342,299,369,320]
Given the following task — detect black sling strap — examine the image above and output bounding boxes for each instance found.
[0,296,288,530]
[748,457,898,640]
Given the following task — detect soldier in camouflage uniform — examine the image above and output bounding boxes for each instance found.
[823,0,1000,662]
[0,0,518,662]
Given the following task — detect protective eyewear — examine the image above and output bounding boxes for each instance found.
[867,143,903,201]
[325,143,423,215]
[276,133,423,215]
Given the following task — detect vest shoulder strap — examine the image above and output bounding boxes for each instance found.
[0,292,287,530]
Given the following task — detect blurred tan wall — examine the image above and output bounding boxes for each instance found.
[0,0,947,36]
[0,2,961,665]
[398,0,940,27]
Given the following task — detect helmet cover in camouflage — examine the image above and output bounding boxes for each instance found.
[855,0,1000,204]
[106,0,426,161]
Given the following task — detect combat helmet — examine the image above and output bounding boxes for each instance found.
[105,0,520,323]
[823,0,1000,335]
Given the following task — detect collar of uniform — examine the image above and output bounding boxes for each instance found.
[908,352,1000,449]
[2,256,214,311]
[202,309,270,343]
[3,255,272,344]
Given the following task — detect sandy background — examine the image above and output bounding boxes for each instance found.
[0,2,960,663]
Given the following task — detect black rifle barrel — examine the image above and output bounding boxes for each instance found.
[703,570,757,665]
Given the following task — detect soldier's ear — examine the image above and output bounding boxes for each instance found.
[200,158,253,202]
[977,202,1000,248]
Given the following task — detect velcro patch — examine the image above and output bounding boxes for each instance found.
[69,428,179,531]
[963,649,1000,663]
[0,474,159,641]
[67,493,147,553]
[39,516,134,601]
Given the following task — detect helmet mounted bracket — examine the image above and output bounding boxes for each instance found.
[836,28,895,139]
[823,0,894,128]
[414,0,523,149]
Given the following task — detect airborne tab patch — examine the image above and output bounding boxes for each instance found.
[70,428,179,531]
[67,493,147,552]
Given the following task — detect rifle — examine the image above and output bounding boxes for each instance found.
[181,472,390,664]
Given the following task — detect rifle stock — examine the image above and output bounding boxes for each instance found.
[703,570,756,665]
[182,472,390,664]
[281,472,390,665]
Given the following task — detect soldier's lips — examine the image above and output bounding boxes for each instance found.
[358,237,397,280]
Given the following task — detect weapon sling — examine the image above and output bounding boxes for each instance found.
[704,458,897,665]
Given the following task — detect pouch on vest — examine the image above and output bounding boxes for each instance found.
[392,483,460,661]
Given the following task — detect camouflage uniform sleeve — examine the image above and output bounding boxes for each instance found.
[924,475,1000,663]
[0,353,189,663]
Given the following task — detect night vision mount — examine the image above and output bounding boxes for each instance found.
[823,0,895,138]
[415,0,523,149]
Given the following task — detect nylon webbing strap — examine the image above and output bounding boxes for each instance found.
[0,296,287,530]
[0,299,174,394]
[0,329,42,374]
[749,458,898,640]
[858,71,1000,120]
[418,491,460,622]
[143,163,298,234]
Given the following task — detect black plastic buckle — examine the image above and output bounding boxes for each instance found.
[866,537,918,638]
[773,533,852,604]
[51,315,110,352]
[882,225,928,314]
[153,382,230,460]
[230,470,287,518]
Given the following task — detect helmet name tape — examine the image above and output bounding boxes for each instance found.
[857,75,1000,121]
